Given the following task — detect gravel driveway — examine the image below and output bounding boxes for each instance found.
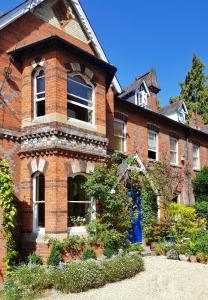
[43,256,208,300]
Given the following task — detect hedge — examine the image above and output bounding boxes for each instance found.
[1,254,144,299]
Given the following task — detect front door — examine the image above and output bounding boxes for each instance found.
[129,190,142,243]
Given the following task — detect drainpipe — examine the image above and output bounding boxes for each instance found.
[185,129,191,205]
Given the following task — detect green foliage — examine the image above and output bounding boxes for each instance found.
[102,254,144,283]
[103,247,115,258]
[154,241,174,256]
[196,252,208,263]
[47,244,62,267]
[167,203,206,244]
[193,167,208,202]
[143,217,170,245]
[170,53,208,124]
[141,189,158,230]
[0,159,18,275]
[84,160,131,252]
[2,255,144,298]
[194,201,208,226]
[127,243,143,253]
[191,230,208,255]
[81,247,97,260]
[27,253,42,266]
[86,220,105,244]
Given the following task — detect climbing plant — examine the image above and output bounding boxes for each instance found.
[0,159,18,275]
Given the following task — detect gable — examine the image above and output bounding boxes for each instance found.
[33,0,88,43]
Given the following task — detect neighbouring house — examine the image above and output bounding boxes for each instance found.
[0,0,208,278]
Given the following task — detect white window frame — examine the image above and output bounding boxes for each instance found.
[33,68,45,118]
[137,90,148,107]
[67,74,95,126]
[148,130,158,161]
[67,174,96,235]
[32,172,45,234]
[193,144,200,170]
[114,118,126,153]
[170,136,178,165]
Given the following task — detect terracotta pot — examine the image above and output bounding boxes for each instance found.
[190,255,197,263]
[150,242,157,250]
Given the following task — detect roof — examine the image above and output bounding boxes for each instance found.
[0,0,122,93]
[115,97,208,138]
[8,35,117,90]
[158,101,188,116]
[201,125,208,134]
[120,69,160,98]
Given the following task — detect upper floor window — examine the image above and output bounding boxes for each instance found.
[193,144,200,170]
[137,90,148,107]
[67,75,94,124]
[34,68,45,118]
[114,119,126,152]
[33,172,45,233]
[170,136,178,165]
[148,130,158,160]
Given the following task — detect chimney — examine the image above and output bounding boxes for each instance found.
[189,112,204,129]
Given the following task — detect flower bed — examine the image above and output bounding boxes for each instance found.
[1,254,144,300]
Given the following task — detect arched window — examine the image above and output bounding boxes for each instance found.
[67,75,94,124]
[34,68,45,118]
[33,172,45,232]
[67,175,94,227]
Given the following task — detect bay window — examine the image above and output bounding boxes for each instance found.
[34,68,45,117]
[114,119,126,152]
[148,130,158,160]
[67,75,94,123]
[68,175,94,228]
[170,136,178,165]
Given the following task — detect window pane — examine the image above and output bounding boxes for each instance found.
[67,77,92,101]
[68,95,93,108]
[148,150,156,160]
[68,202,91,227]
[148,131,156,151]
[37,202,45,228]
[114,121,124,137]
[36,100,45,117]
[37,76,45,93]
[114,136,123,152]
[170,152,177,164]
[67,102,92,123]
[170,137,177,151]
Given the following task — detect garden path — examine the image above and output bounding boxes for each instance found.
[43,256,208,300]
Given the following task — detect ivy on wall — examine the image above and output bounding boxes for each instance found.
[0,159,18,275]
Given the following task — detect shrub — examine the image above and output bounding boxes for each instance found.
[47,244,62,266]
[193,166,208,202]
[154,241,173,256]
[86,220,105,244]
[81,247,97,260]
[143,217,169,244]
[167,203,206,244]
[192,230,208,255]
[103,247,115,258]
[27,252,42,266]
[127,243,143,253]
[102,254,144,283]
[196,252,208,263]
[103,230,128,254]
[194,201,208,226]
[141,189,158,230]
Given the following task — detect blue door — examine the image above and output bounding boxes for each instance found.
[129,190,142,243]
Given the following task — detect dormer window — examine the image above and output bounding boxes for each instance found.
[178,110,185,123]
[33,68,45,118]
[137,90,148,107]
[67,75,94,124]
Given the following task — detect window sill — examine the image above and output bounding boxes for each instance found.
[193,168,200,172]
[67,118,96,131]
[68,226,87,235]
[170,163,181,168]
[148,158,158,162]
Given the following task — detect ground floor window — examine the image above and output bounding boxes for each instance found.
[67,175,93,227]
[33,172,45,232]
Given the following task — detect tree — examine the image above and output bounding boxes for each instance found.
[193,166,208,202]
[170,54,208,124]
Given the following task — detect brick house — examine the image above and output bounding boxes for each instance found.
[0,0,208,277]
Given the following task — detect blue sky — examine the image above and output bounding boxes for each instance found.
[1,1,208,105]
